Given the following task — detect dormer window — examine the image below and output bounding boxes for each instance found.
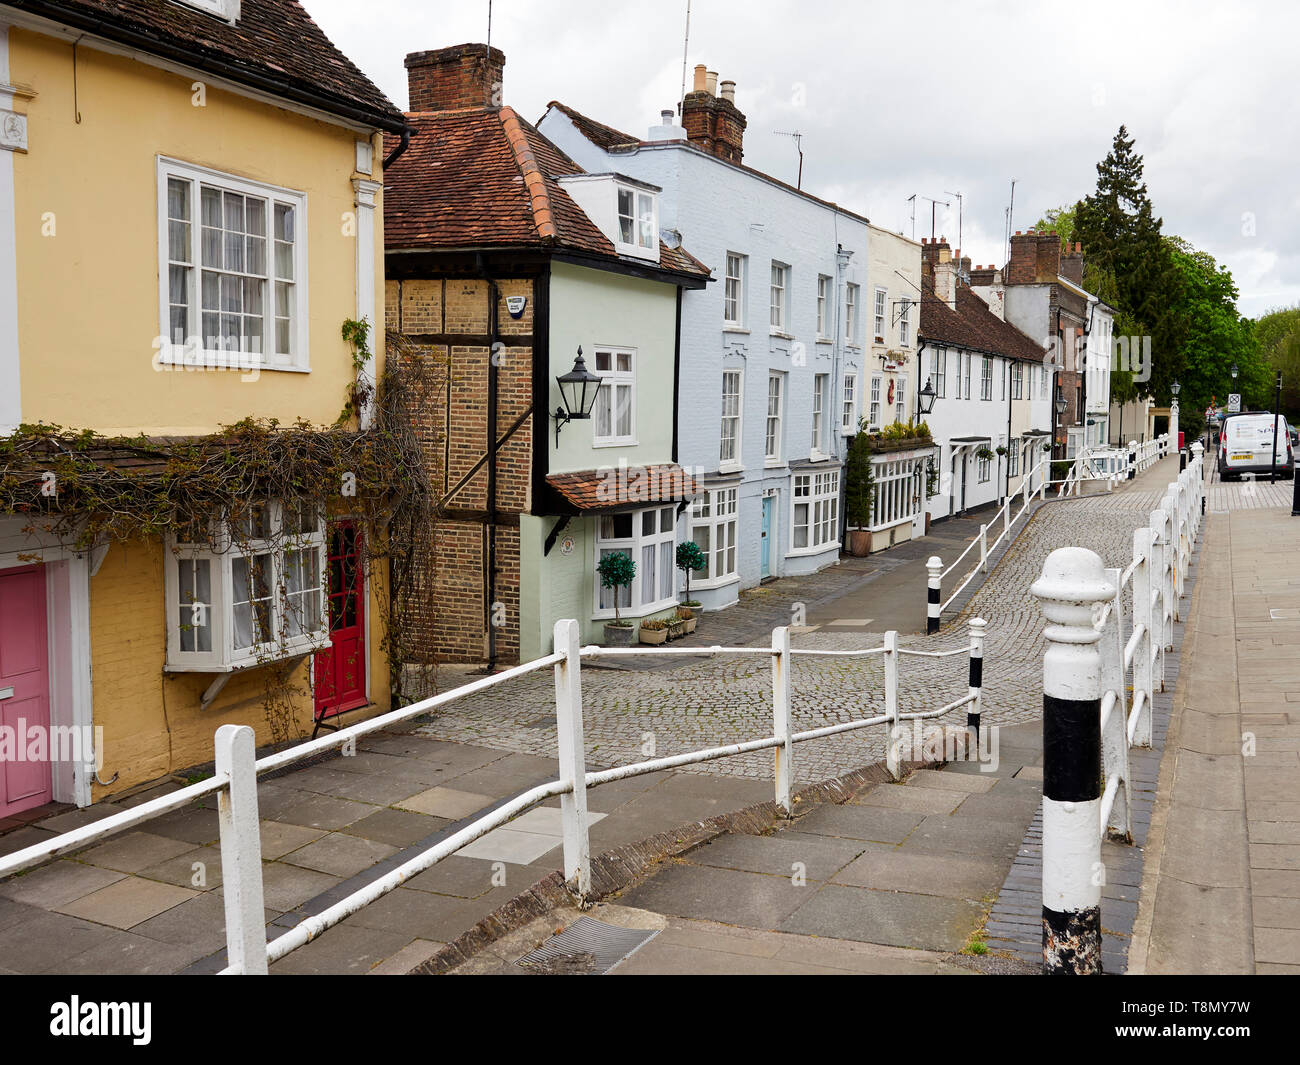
[617,186,656,252]
[173,0,241,23]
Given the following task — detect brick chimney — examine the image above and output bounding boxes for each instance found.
[921,240,957,309]
[406,43,505,112]
[1007,229,1063,285]
[1060,240,1084,285]
[680,64,746,163]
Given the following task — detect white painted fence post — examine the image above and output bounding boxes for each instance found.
[215,723,268,975]
[772,625,793,816]
[1004,497,1011,539]
[553,618,590,899]
[1031,548,1111,975]
[979,524,989,573]
[884,629,901,780]
[1099,567,1130,841]
[1132,526,1155,748]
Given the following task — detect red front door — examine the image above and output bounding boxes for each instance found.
[314,522,367,720]
[0,566,53,817]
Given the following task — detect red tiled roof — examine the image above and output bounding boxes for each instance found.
[6,0,404,130]
[544,101,639,150]
[919,280,1048,363]
[547,465,699,511]
[384,107,710,279]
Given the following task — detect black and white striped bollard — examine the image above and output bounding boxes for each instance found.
[967,617,986,738]
[1031,546,1113,975]
[1128,440,1137,481]
[926,556,942,634]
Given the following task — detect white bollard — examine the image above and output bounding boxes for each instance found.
[216,723,268,975]
[967,618,987,738]
[772,625,793,816]
[1031,547,1112,975]
[553,618,590,899]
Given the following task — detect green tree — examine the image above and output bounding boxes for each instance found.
[1033,205,1078,247]
[1075,126,1184,403]
[1254,306,1300,417]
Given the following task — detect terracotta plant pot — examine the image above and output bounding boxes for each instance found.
[604,622,635,647]
[638,626,668,645]
[847,528,871,557]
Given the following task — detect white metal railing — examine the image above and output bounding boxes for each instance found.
[0,616,989,975]
[1092,443,1204,839]
[932,434,1172,615]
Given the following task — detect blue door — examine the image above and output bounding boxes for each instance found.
[761,495,773,578]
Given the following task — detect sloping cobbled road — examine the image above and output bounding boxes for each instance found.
[417,465,1190,788]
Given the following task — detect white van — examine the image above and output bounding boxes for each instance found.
[1217,412,1295,480]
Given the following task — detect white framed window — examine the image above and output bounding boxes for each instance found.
[873,287,887,343]
[869,375,881,429]
[596,507,676,615]
[592,347,636,445]
[766,372,784,462]
[1012,362,1024,400]
[933,350,946,398]
[720,369,742,466]
[895,386,906,425]
[792,470,839,553]
[690,487,739,584]
[841,373,857,433]
[978,454,991,482]
[770,262,789,331]
[869,455,926,531]
[724,252,745,326]
[817,275,831,337]
[964,353,972,400]
[898,297,911,346]
[158,157,307,371]
[165,501,326,672]
[812,374,828,452]
[617,185,656,251]
[846,284,859,343]
[1008,438,1020,477]
[1040,364,1048,399]
[981,356,993,401]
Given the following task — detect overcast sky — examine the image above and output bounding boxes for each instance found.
[306,0,1299,319]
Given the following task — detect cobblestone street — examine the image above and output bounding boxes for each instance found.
[417,457,1188,787]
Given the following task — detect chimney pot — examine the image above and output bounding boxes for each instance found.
[706,70,719,96]
[661,109,674,124]
[719,79,736,103]
[693,64,707,92]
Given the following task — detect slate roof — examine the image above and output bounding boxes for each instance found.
[384,106,710,280]
[919,279,1048,364]
[546,465,699,512]
[3,0,405,130]
[544,101,640,150]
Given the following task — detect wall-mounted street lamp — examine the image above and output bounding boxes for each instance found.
[553,347,602,446]
[917,377,937,418]
[1171,379,1181,400]
[1055,390,1068,416]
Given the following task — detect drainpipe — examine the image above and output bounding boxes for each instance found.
[1005,360,1013,502]
[383,127,412,170]
[475,254,500,672]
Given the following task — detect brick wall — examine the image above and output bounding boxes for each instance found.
[388,275,534,664]
[405,43,504,112]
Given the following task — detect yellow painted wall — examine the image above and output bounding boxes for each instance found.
[5,28,394,796]
[88,535,391,800]
[9,29,387,435]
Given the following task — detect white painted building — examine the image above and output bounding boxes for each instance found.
[539,74,870,610]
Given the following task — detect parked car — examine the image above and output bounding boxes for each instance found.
[1216,412,1295,480]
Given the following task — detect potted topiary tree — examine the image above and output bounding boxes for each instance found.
[675,541,706,608]
[843,430,875,555]
[596,551,636,646]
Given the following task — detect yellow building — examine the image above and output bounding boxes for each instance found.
[0,0,409,814]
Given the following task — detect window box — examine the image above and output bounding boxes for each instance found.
[165,501,327,673]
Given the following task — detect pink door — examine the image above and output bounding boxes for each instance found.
[0,566,52,817]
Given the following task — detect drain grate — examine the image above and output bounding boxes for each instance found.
[516,917,659,975]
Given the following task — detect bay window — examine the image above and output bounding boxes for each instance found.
[690,487,739,584]
[165,501,326,672]
[596,507,676,614]
[792,470,839,553]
